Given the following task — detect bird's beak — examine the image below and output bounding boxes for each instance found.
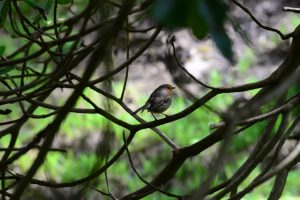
[172,86,176,90]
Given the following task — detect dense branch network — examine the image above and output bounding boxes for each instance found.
[0,0,299,199]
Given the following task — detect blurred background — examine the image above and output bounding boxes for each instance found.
[1,0,300,199]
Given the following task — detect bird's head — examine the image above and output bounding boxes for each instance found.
[159,84,175,94]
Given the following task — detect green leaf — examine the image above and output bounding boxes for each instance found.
[44,0,55,16]
[33,0,54,24]
[58,0,71,5]
[0,66,17,75]
[187,0,208,39]
[151,0,233,61]
[198,0,226,29]
[0,0,9,28]
[151,0,189,28]
[198,0,233,61]
[0,46,5,56]
[211,31,233,62]
[24,0,47,20]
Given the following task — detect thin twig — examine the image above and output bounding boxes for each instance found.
[231,0,293,40]
[283,6,300,13]
[122,132,181,199]
[120,12,130,100]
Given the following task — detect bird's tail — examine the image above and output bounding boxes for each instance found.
[132,105,146,115]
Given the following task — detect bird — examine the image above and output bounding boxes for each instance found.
[133,84,175,119]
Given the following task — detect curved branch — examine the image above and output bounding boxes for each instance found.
[231,0,293,40]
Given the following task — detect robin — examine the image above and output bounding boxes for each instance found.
[133,84,175,119]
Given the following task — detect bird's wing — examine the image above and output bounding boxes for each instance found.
[147,95,167,111]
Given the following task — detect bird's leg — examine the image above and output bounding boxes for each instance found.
[151,113,157,120]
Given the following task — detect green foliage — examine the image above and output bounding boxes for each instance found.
[244,77,261,96]
[173,157,206,193]
[32,0,55,24]
[151,0,233,61]
[66,153,98,180]
[209,69,222,86]
[284,170,300,198]
[57,0,72,5]
[230,121,266,152]
[0,65,18,75]
[45,152,98,181]
[275,14,300,45]
[0,46,5,56]
[288,86,300,116]
[151,0,188,28]
[199,0,232,60]
[0,0,9,28]
[290,14,300,28]
[188,3,208,39]
[24,0,48,20]
[0,134,10,145]
[24,0,70,23]
[237,48,256,74]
